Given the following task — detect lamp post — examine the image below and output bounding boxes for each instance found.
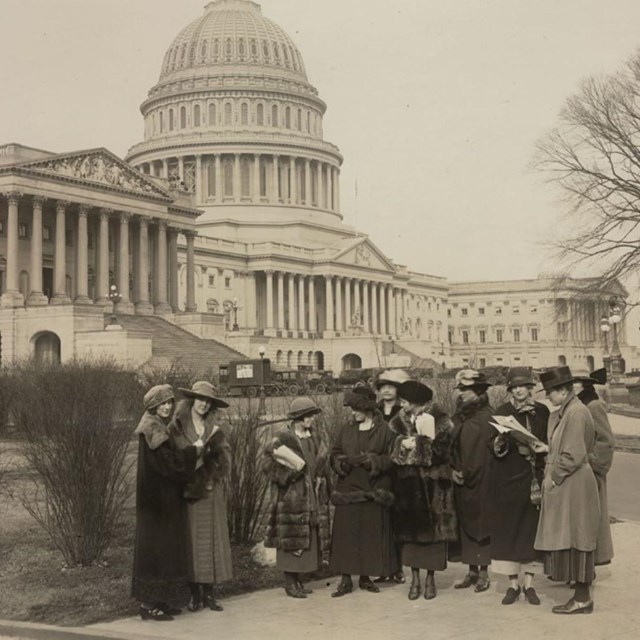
[607,297,624,378]
[600,314,611,376]
[231,297,241,331]
[601,296,628,404]
[258,344,266,416]
[107,284,122,328]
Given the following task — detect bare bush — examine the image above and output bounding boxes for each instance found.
[11,359,138,567]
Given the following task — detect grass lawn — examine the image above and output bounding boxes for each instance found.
[0,441,285,627]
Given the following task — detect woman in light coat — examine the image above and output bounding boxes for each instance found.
[535,367,600,615]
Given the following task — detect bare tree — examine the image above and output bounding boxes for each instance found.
[535,50,640,302]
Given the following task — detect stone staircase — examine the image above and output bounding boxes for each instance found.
[112,314,246,373]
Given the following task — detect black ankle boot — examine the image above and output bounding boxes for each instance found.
[202,584,223,611]
[187,582,202,612]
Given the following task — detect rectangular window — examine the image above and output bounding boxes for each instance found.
[479,330,486,344]
[448,329,453,345]
[513,328,521,342]
[496,329,503,343]
[513,307,520,315]
[447,309,452,318]
[43,226,51,241]
[462,330,469,344]
[18,223,28,238]
[495,307,502,315]
[225,276,231,288]
[531,328,539,342]
[478,307,485,315]
[530,306,538,314]
[479,357,486,368]
[208,275,215,287]
[461,308,468,316]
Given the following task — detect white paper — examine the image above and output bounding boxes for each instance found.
[273,444,306,471]
[415,413,436,438]
[490,415,543,446]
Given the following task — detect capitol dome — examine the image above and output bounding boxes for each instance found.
[159,0,308,85]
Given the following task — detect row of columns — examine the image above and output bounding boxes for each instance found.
[138,154,341,212]
[0,192,197,314]
[261,271,410,337]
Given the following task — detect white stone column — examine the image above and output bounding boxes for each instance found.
[354,280,361,324]
[51,200,71,304]
[324,274,334,334]
[327,164,333,211]
[298,275,306,332]
[252,154,261,203]
[335,167,340,213]
[309,276,317,333]
[388,285,396,338]
[72,204,91,305]
[135,217,153,314]
[288,273,296,331]
[95,209,111,306]
[304,159,311,205]
[277,271,285,329]
[271,155,280,203]
[162,159,169,179]
[335,276,343,332]
[233,154,241,202]
[265,270,275,331]
[1,191,23,307]
[363,280,370,332]
[215,154,223,203]
[345,277,352,328]
[245,271,257,331]
[401,289,408,334]
[185,230,197,313]
[289,157,297,204]
[27,196,47,306]
[116,212,133,313]
[371,282,378,335]
[379,283,387,335]
[195,155,202,204]
[167,227,179,312]
[178,156,185,182]
[154,220,171,314]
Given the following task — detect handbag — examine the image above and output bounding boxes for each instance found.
[530,472,542,507]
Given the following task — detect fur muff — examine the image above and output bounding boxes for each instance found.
[263,427,331,558]
[171,400,232,502]
[389,405,458,544]
[135,412,170,450]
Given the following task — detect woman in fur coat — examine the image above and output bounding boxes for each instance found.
[573,368,615,567]
[262,398,332,598]
[171,381,233,613]
[450,370,496,593]
[329,387,400,597]
[491,367,549,606]
[390,380,457,601]
[131,384,202,622]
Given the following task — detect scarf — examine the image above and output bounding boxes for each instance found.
[453,391,489,420]
[510,396,536,419]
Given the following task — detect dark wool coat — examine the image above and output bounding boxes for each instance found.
[451,395,496,543]
[377,399,402,424]
[171,400,232,502]
[389,404,458,544]
[330,412,398,507]
[263,427,332,561]
[131,411,198,605]
[489,400,549,563]
[579,386,615,565]
[535,394,600,552]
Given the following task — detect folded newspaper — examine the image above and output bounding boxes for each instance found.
[415,413,435,438]
[490,415,544,446]
[273,444,306,471]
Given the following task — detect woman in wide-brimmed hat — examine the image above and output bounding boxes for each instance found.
[490,367,549,606]
[132,385,202,622]
[450,369,495,593]
[572,368,614,568]
[534,366,600,615]
[390,380,457,601]
[171,381,232,613]
[263,398,332,598]
[375,369,411,424]
[329,387,400,597]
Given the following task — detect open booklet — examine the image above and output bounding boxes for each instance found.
[490,415,544,447]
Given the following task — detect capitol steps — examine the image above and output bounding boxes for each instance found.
[112,314,246,374]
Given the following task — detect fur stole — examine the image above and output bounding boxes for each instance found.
[135,412,170,450]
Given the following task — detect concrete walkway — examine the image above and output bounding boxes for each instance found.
[88,522,640,640]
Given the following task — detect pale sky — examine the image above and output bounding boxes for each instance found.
[2,0,640,282]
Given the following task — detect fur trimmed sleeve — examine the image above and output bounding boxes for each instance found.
[203,430,232,480]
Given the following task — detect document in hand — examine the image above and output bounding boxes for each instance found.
[273,444,306,471]
[415,413,436,438]
[490,415,544,446]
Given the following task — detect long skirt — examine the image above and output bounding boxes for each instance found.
[491,559,543,576]
[330,502,398,577]
[544,548,595,584]
[187,485,233,584]
[277,526,319,573]
[402,542,447,571]
[459,527,491,566]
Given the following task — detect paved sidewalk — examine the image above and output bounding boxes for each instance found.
[609,413,640,437]
[89,522,639,640]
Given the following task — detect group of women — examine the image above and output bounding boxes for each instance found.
[132,362,614,621]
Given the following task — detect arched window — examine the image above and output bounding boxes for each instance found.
[208,102,216,126]
[200,41,208,60]
[257,103,264,126]
[240,102,249,125]
[223,157,233,197]
[285,106,291,129]
[193,104,200,127]
[276,349,283,365]
[169,108,174,131]
[287,351,293,367]
[207,161,216,197]
[241,157,251,198]
[224,102,232,126]
[271,104,278,127]
[180,106,187,129]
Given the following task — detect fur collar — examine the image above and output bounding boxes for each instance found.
[578,385,599,406]
[135,411,170,450]
[453,391,489,420]
[171,399,219,440]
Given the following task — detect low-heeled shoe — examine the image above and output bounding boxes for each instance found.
[552,598,594,614]
[358,579,380,593]
[474,576,491,593]
[454,573,478,589]
[501,586,521,605]
[285,585,307,599]
[297,582,313,595]
[140,606,174,622]
[424,576,437,600]
[524,587,540,605]
[331,580,353,598]
[408,584,421,600]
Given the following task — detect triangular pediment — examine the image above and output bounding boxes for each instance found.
[332,237,395,272]
[15,148,171,200]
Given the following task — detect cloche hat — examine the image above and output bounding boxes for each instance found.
[376,369,411,389]
[288,397,322,421]
[573,367,607,386]
[539,366,574,392]
[455,369,491,392]
[143,384,175,411]
[506,367,535,390]
[178,380,229,408]
[343,387,377,412]
[397,380,433,405]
